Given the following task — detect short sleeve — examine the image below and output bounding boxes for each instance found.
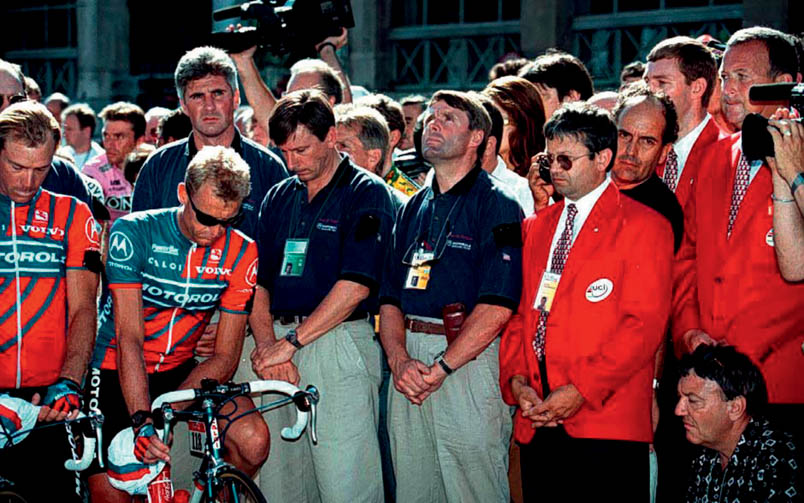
[105,217,148,288]
[379,205,407,308]
[339,181,395,289]
[65,200,101,269]
[475,191,524,310]
[219,240,258,314]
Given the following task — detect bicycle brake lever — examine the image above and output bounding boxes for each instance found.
[96,415,105,469]
[306,385,319,445]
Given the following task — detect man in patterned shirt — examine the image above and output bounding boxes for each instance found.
[677,344,800,502]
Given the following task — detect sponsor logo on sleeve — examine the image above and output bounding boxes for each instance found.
[245,258,258,287]
[85,217,101,245]
[109,232,134,262]
[585,278,613,303]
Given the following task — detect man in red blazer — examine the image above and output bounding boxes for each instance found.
[646,36,722,210]
[500,102,674,500]
[673,26,804,441]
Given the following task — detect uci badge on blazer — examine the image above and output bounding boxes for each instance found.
[585,278,613,302]
[765,228,774,247]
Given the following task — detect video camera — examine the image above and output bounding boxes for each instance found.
[742,83,804,161]
[210,0,355,57]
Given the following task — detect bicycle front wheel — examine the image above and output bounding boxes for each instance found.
[202,467,266,503]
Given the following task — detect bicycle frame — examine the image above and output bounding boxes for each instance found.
[152,379,319,502]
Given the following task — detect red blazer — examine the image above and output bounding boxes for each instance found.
[656,117,723,210]
[500,184,673,445]
[673,132,804,404]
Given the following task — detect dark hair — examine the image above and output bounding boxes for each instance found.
[123,145,155,185]
[269,89,334,147]
[620,61,645,84]
[429,90,491,163]
[62,103,97,135]
[356,93,405,136]
[158,109,192,144]
[726,27,798,80]
[289,59,344,104]
[99,102,146,139]
[470,92,503,156]
[544,102,617,171]
[489,57,530,81]
[483,76,546,176]
[175,46,238,102]
[613,82,679,145]
[679,344,768,418]
[518,52,594,101]
[647,36,718,108]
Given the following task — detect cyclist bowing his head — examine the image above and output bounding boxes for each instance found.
[85,146,268,503]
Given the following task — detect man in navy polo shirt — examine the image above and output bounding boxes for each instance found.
[131,46,288,239]
[379,90,524,502]
[248,89,394,502]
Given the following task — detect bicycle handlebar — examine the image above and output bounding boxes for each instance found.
[63,411,104,472]
[150,379,319,444]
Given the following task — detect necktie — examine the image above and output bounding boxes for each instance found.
[533,203,577,361]
[727,154,750,238]
[663,147,679,192]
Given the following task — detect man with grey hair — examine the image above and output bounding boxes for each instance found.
[85,145,268,502]
[132,45,288,240]
[0,58,93,213]
[144,106,171,145]
[334,103,390,177]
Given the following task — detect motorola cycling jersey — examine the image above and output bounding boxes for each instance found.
[91,207,258,373]
[0,189,101,389]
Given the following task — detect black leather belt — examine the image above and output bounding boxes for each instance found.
[275,311,370,325]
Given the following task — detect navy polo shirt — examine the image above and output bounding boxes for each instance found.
[380,167,524,318]
[131,129,288,239]
[256,157,395,316]
[43,157,93,212]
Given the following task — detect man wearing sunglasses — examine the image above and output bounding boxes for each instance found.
[500,102,674,501]
[85,145,268,502]
[248,90,393,502]
[380,90,524,503]
[0,59,95,216]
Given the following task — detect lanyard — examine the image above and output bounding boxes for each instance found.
[288,165,347,240]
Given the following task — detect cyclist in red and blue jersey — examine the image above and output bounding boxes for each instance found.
[85,146,268,503]
[0,102,101,502]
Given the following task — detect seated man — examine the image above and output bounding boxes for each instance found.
[85,146,267,502]
[677,344,800,502]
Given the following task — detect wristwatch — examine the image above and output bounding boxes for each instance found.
[130,410,153,430]
[435,352,454,375]
[285,328,304,349]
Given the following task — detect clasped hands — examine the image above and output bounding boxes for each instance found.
[512,377,584,428]
[389,356,448,405]
[251,339,300,385]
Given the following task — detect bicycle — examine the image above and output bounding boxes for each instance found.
[0,395,104,503]
[150,378,319,503]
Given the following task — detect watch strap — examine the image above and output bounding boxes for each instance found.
[285,329,304,349]
[790,172,804,195]
[436,352,454,375]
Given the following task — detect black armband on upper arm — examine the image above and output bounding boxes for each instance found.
[83,250,103,273]
[492,222,523,248]
[355,214,381,241]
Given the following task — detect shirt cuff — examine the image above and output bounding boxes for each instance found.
[477,294,518,311]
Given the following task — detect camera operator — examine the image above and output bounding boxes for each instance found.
[767,107,804,280]
[230,27,352,139]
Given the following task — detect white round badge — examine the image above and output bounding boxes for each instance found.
[765,228,774,247]
[108,232,134,262]
[585,278,613,303]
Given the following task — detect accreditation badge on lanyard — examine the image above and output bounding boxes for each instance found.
[281,238,309,277]
[534,271,561,313]
[404,247,434,290]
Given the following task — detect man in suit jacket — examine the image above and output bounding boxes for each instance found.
[646,36,722,210]
[673,26,804,442]
[500,102,674,501]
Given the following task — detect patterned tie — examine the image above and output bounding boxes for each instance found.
[727,154,750,238]
[533,203,578,361]
[663,147,679,192]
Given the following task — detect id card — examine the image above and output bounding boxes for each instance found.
[534,271,560,313]
[281,239,308,277]
[404,250,434,290]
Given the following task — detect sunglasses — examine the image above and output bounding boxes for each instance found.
[187,193,243,228]
[1,94,27,107]
[536,151,593,172]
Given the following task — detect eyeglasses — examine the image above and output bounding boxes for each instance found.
[187,193,243,228]
[536,151,593,172]
[1,94,27,108]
